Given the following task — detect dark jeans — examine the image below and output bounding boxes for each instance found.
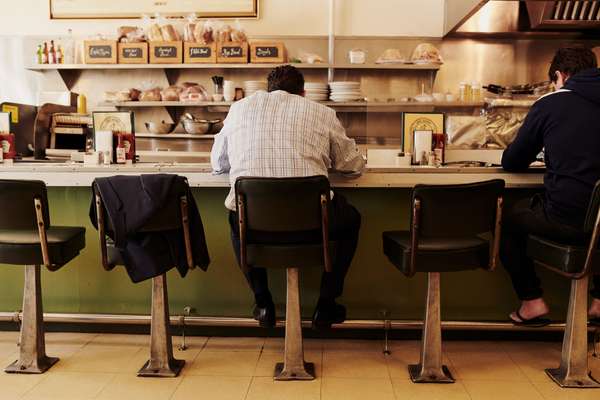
[500,195,600,301]
[229,193,361,305]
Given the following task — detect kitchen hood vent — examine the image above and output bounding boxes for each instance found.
[527,1,600,28]
[447,0,600,37]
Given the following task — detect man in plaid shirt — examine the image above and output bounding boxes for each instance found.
[211,65,365,329]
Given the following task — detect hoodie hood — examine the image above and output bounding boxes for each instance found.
[564,68,600,105]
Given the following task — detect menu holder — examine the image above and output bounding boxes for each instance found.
[217,42,248,64]
[250,42,285,63]
[118,42,148,64]
[149,41,183,64]
[184,42,217,64]
[84,40,117,64]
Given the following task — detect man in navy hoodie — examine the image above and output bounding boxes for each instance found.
[501,47,600,326]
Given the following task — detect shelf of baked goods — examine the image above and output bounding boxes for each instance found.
[27,63,441,72]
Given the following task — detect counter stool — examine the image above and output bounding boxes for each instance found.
[526,180,600,388]
[93,178,195,378]
[382,180,504,383]
[0,179,85,374]
[235,176,335,381]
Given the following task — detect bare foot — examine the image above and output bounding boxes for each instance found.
[510,298,550,322]
[589,298,600,319]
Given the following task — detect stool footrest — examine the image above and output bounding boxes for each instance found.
[408,364,454,383]
[274,362,315,381]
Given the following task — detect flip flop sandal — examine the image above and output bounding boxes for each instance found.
[510,310,551,328]
[589,317,600,327]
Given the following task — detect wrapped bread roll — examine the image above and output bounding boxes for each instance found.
[217,25,232,43]
[184,23,196,42]
[161,85,183,101]
[147,23,164,41]
[161,24,181,41]
[139,88,162,102]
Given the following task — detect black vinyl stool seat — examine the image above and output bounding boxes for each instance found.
[526,180,600,388]
[0,179,85,374]
[93,176,196,378]
[235,175,335,381]
[383,180,505,383]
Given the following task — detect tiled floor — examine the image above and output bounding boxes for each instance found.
[1,331,600,399]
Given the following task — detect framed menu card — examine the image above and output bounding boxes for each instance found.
[50,0,258,19]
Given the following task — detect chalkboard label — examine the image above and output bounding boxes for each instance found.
[220,46,243,58]
[89,45,112,58]
[189,46,212,58]
[255,46,279,58]
[122,47,142,58]
[154,46,177,58]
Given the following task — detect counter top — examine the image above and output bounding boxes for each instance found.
[0,162,544,188]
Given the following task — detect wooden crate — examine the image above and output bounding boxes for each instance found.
[250,42,286,63]
[149,41,182,64]
[217,42,248,64]
[84,40,117,64]
[184,42,217,64]
[118,42,148,64]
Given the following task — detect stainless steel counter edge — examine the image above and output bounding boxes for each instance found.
[0,163,544,188]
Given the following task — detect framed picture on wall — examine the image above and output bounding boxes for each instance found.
[50,0,259,19]
[92,111,134,134]
[402,112,445,154]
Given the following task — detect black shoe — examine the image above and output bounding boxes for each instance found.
[312,301,346,331]
[253,302,276,328]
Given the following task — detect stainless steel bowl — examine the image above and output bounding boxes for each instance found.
[181,118,211,135]
[145,121,176,134]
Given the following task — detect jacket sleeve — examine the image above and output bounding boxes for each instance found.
[329,114,366,175]
[501,103,546,172]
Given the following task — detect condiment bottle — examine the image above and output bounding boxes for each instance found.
[42,42,49,64]
[77,93,87,114]
[49,40,56,64]
[116,134,127,164]
[57,45,64,64]
[472,82,482,102]
[36,45,43,64]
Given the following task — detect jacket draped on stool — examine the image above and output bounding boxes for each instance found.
[89,174,210,283]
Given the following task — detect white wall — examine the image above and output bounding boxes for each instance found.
[0,0,445,37]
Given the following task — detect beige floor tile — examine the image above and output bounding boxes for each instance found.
[246,376,320,400]
[463,380,544,400]
[95,374,182,400]
[22,372,114,400]
[204,337,265,352]
[89,334,150,347]
[445,341,507,354]
[254,350,322,377]
[321,339,384,353]
[391,379,471,400]
[52,344,144,373]
[263,337,323,353]
[323,351,389,379]
[0,373,45,399]
[185,351,260,376]
[321,377,395,400]
[0,331,19,358]
[505,346,562,382]
[447,349,529,381]
[44,332,98,346]
[170,376,251,400]
[532,379,600,400]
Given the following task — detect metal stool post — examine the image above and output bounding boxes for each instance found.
[138,273,184,377]
[274,267,315,381]
[408,272,454,383]
[546,275,600,388]
[5,265,58,374]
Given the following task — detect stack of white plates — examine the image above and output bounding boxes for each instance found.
[244,81,267,97]
[329,81,363,102]
[304,82,329,102]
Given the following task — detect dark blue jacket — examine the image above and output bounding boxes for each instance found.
[502,68,600,229]
[90,174,210,283]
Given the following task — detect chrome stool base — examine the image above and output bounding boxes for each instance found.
[5,356,59,374]
[274,362,315,381]
[408,364,455,383]
[138,359,185,378]
[546,368,600,388]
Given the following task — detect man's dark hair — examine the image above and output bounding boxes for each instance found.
[548,47,597,82]
[267,65,305,95]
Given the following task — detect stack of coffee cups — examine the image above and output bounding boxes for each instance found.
[224,81,235,102]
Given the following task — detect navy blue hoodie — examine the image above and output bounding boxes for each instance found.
[502,68,600,229]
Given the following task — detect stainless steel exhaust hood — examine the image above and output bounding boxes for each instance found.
[445,0,600,38]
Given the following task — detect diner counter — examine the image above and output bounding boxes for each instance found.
[0,162,544,188]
